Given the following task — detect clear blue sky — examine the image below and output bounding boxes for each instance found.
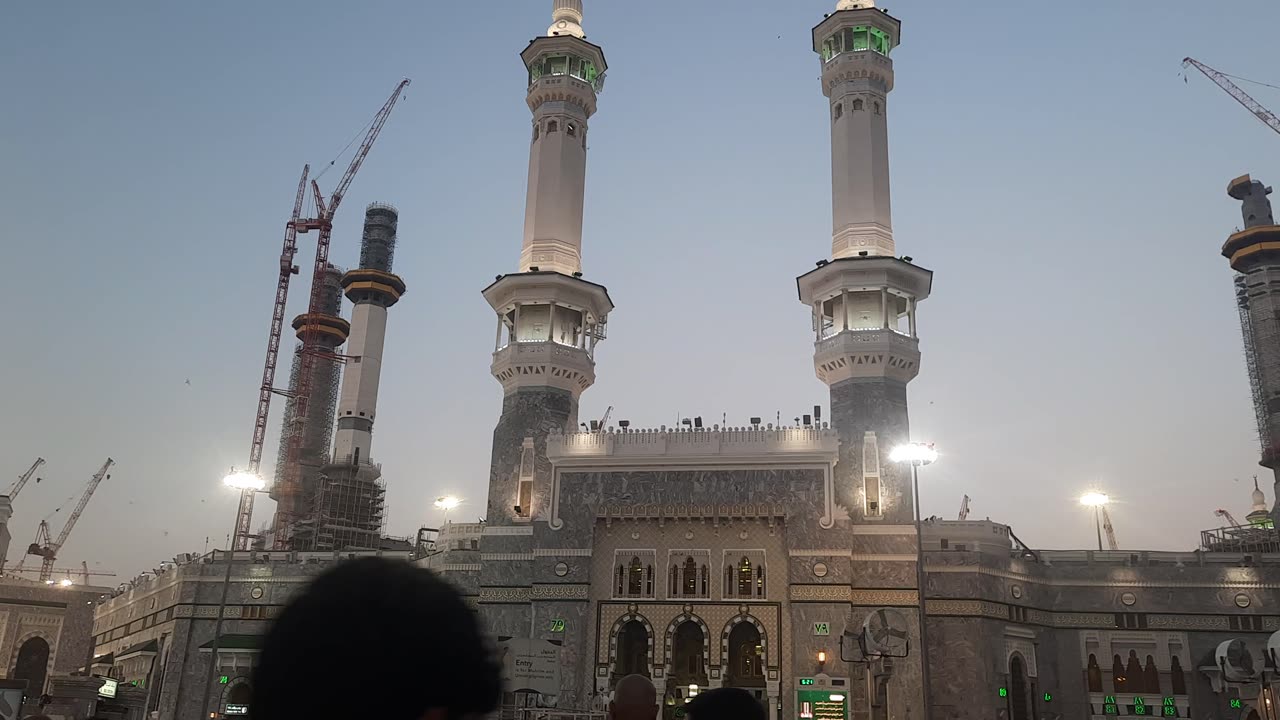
[4,1,1280,581]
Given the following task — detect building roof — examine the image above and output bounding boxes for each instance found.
[116,639,158,660]
[199,634,264,651]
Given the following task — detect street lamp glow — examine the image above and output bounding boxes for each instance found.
[223,471,265,491]
[434,496,462,511]
[1079,492,1109,507]
[889,443,938,466]
[59,578,73,587]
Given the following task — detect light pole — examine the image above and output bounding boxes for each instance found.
[435,495,462,526]
[890,442,938,720]
[1080,492,1109,552]
[198,471,264,719]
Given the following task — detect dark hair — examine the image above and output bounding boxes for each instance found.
[685,688,765,720]
[252,557,501,720]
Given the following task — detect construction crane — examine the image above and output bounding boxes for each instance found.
[1216,508,1243,529]
[7,458,44,499]
[7,564,115,584]
[957,494,971,521]
[273,78,411,548]
[1183,58,1280,137]
[229,164,310,551]
[1101,505,1119,551]
[25,458,112,582]
[598,405,613,430]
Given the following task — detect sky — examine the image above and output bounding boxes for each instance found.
[4,1,1280,583]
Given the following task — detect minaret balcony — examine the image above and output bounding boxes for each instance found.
[492,340,596,397]
[813,328,920,384]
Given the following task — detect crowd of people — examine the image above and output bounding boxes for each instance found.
[245,557,765,720]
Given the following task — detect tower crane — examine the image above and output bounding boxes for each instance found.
[25,458,112,582]
[1183,58,1280,137]
[957,494,971,521]
[1100,505,1119,551]
[229,164,310,551]
[1216,508,1243,529]
[273,78,411,548]
[7,458,44,499]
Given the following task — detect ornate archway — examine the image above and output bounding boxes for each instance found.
[11,635,51,697]
[720,613,768,671]
[662,612,711,672]
[222,678,252,717]
[607,612,655,681]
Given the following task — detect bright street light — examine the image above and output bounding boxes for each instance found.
[1079,492,1109,507]
[889,442,938,466]
[434,496,462,511]
[223,471,265,491]
[58,578,73,587]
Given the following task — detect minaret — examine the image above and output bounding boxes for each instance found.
[1247,477,1273,527]
[1223,174,1280,515]
[477,0,613,652]
[797,0,930,524]
[795,2,931,715]
[297,203,405,551]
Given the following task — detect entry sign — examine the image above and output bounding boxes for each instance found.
[499,638,562,697]
[812,622,831,636]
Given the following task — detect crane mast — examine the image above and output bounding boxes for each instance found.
[27,458,112,582]
[7,458,44,499]
[1100,505,1119,551]
[957,494,971,521]
[273,78,411,548]
[1216,507,1243,528]
[1183,58,1280,137]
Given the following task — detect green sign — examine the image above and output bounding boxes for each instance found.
[1163,708,1177,717]
[219,676,229,685]
[549,619,565,633]
[998,688,1008,698]
[813,622,831,636]
[1164,699,1176,707]
[799,679,815,686]
[1042,692,1052,702]
[797,689,847,720]
[1231,699,1243,709]
[1104,697,1119,715]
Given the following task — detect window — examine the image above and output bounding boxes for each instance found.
[548,56,568,76]
[547,120,559,134]
[873,101,882,115]
[1230,615,1264,631]
[833,103,843,121]
[682,557,697,597]
[533,125,540,142]
[1087,654,1103,693]
[1115,613,1147,630]
[737,557,753,597]
[627,557,643,596]
[1112,654,1127,693]
[852,98,864,112]
[1170,656,1187,695]
[567,122,577,137]
[516,438,534,517]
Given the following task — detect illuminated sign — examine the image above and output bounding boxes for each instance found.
[1104,695,1119,715]
[1135,697,1148,715]
[998,688,1008,698]
[1043,692,1053,702]
[97,677,118,699]
[797,690,848,720]
[219,676,230,685]
[813,622,831,636]
[549,619,565,633]
[1163,697,1177,717]
[800,679,815,686]
[1231,699,1244,709]
[225,703,249,716]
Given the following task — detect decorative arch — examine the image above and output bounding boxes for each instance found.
[607,612,655,672]
[11,633,52,697]
[720,612,769,668]
[663,611,711,669]
[220,676,252,715]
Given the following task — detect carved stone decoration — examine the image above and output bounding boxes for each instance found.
[1010,584,1023,600]
[1121,592,1137,607]
[531,584,589,600]
[554,562,570,577]
[791,585,852,602]
[479,587,533,603]
[1235,592,1252,608]
[813,562,829,578]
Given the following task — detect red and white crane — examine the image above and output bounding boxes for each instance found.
[271,79,411,548]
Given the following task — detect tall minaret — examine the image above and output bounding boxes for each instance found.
[476,0,613,673]
[795,1,931,715]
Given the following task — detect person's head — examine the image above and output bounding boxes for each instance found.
[685,688,765,720]
[608,675,657,720]
[253,557,500,720]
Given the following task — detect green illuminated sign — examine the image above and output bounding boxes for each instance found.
[799,679,815,686]
[219,676,229,685]
[1163,698,1177,717]
[1104,697,1119,715]
[1135,697,1149,715]
[1042,692,1052,702]
[549,619,565,633]
[813,622,831,636]
[1231,699,1244,709]
[998,687,1008,698]
[797,689,848,720]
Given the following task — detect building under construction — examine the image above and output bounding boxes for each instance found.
[291,204,405,551]
[1223,174,1280,517]
[270,264,348,545]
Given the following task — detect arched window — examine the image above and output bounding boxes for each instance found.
[616,565,625,596]
[1087,653,1103,693]
[226,682,252,714]
[852,98,864,112]
[671,621,707,685]
[755,564,765,598]
[645,564,654,596]
[724,565,734,597]
[1170,656,1187,695]
[1112,654,1127,693]
[1126,651,1144,693]
[627,557,643,597]
[700,565,708,597]
[873,101,882,115]
[682,557,698,597]
[567,122,577,137]
[1009,655,1030,720]
[533,124,540,142]
[12,637,50,697]
[548,120,559,133]
[737,557,753,597]
[669,564,679,597]
[1144,655,1160,694]
[834,103,843,121]
[726,623,765,688]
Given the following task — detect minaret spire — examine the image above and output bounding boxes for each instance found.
[549,0,585,38]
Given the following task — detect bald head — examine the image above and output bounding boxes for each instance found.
[609,675,657,720]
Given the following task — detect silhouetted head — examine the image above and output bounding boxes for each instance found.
[608,675,657,720]
[685,688,766,720]
[253,557,500,720]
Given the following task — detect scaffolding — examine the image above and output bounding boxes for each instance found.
[1236,274,1269,454]
[292,455,387,551]
[1200,523,1280,554]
